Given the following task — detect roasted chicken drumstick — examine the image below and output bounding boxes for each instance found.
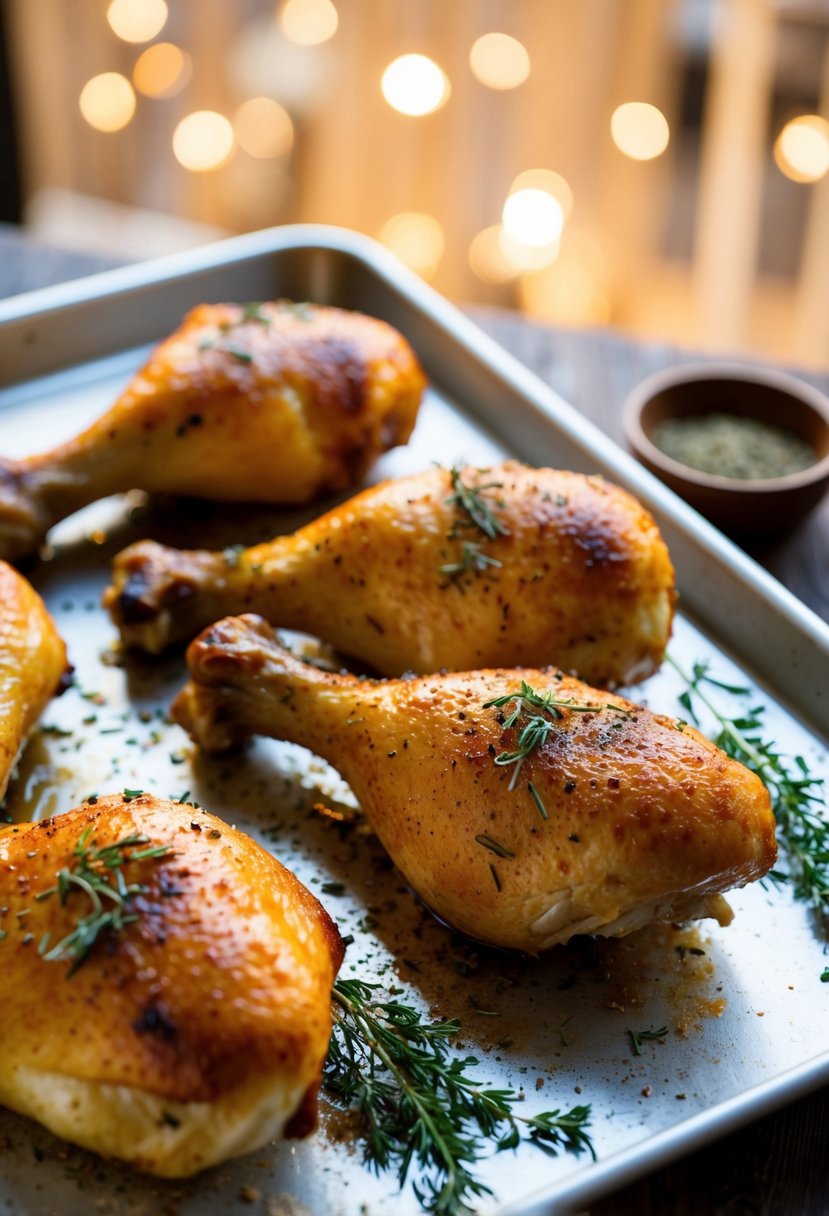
[0,560,69,799]
[0,301,425,561]
[0,793,343,1176]
[107,462,675,686]
[172,615,776,955]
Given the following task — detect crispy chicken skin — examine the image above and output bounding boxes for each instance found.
[106,462,675,686]
[0,301,425,561]
[172,615,776,955]
[0,560,69,799]
[0,794,343,1176]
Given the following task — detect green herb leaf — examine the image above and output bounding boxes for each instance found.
[484,681,626,813]
[446,466,510,541]
[474,834,515,859]
[628,1026,668,1056]
[325,979,594,1216]
[439,541,502,583]
[35,831,173,976]
[241,301,270,324]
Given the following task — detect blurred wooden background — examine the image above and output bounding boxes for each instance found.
[3,0,829,367]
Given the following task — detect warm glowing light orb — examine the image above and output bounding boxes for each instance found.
[509,169,573,220]
[234,97,295,159]
[107,0,168,43]
[79,73,136,133]
[499,228,560,272]
[502,188,564,247]
[468,225,518,284]
[381,54,450,117]
[774,114,829,183]
[520,256,611,326]
[133,42,190,98]
[280,0,339,45]
[469,33,530,90]
[173,111,235,172]
[379,213,445,278]
[610,101,670,160]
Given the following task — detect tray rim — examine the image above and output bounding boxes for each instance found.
[0,223,826,1214]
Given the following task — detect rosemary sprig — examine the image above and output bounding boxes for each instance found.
[669,655,829,922]
[35,826,172,976]
[484,681,626,817]
[325,978,594,1216]
[446,466,511,542]
[241,301,271,323]
[439,541,502,583]
[628,1026,669,1056]
[474,833,515,858]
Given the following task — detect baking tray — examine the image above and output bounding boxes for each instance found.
[0,225,826,1216]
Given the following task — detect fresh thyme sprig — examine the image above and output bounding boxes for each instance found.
[446,466,511,542]
[483,681,629,818]
[325,978,594,1216]
[439,466,510,588]
[628,1026,669,1056]
[668,655,829,922]
[438,541,502,583]
[35,826,172,976]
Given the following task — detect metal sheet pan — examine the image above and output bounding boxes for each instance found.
[0,226,826,1216]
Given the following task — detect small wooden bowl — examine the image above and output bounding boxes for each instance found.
[624,363,829,536]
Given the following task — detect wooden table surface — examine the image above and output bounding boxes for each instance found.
[0,225,827,1215]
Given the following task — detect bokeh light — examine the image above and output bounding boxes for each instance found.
[133,43,190,99]
[520,231,610,325]
[468,225,518,284]
[378,213,445,279]
[520,259,611,326]
[279,0,339,46]
[469,33,530,90]
[610,102,670,161]
[502,188,564,247]
[234,97,295,159]
[106,0,168,44]
[774,115,829,183]
[499,227,560,272]
[509,169,573,220]
[79,73,136,133]
[173,111,235,172]
[381,54,450,117]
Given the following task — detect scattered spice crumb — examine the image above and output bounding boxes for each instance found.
[641,1085,652,1098]
[240,1184,261,1203]
[265,1195,315,1216]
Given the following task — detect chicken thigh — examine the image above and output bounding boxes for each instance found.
[106,462,675,686]
[172,615,776,955]
[0,793,343,1176]
[0,560,69,799]
[0,301,425,561]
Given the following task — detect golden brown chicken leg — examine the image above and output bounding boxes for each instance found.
[0,560,69,799]
[0,792,343,1176]
[0,301,425,561]
[106,462,675,687]
[172,615,776,955]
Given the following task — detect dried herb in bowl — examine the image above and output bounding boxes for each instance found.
[651,413,816,481]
